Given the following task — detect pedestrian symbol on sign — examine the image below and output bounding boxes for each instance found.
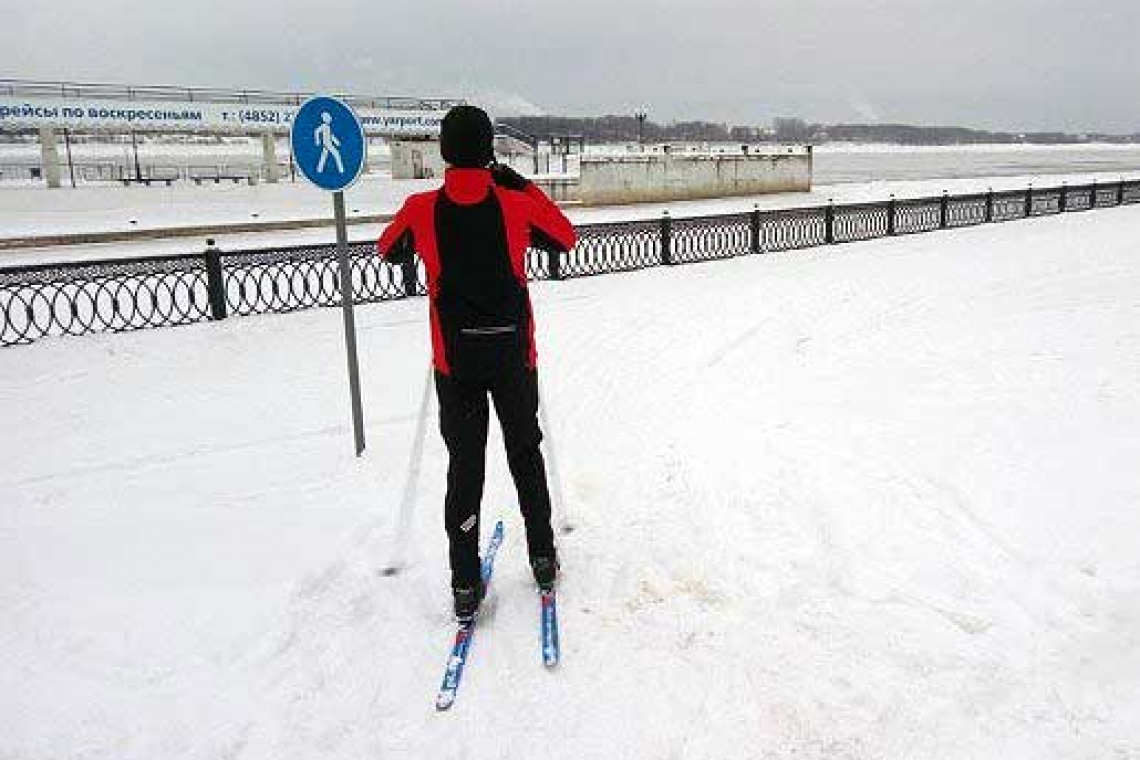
[315,112,345,174]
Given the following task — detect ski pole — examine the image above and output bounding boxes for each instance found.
[383,361,434,576]
[538,379,574,535]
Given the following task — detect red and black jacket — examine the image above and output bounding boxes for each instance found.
[377,168,576,376]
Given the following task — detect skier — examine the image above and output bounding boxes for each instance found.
[376,105,576,621]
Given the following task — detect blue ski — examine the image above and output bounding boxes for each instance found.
[540,589,560,667]
[435,520,504,711]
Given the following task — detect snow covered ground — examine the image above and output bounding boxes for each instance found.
[0,172,434,240]
[3,205,1140,759]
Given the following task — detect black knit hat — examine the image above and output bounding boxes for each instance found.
[440,105,494,168]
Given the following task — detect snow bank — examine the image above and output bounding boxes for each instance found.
[3,206,1139,759]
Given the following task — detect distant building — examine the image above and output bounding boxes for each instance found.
[773,117,811,143]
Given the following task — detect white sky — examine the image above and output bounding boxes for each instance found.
[5,0,1139,132]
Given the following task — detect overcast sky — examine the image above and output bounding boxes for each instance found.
[5,0,1139,132]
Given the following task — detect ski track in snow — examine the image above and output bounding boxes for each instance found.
[3,207,1140,758]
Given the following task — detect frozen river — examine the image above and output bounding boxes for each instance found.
[811,144,1140,184]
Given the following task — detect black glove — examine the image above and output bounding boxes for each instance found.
[384,229,415,265]
[490,163,531,191]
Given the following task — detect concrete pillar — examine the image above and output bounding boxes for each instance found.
[261,132,280,184]
[39,127,62,188]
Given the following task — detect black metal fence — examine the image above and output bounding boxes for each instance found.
[3,179,1139,347]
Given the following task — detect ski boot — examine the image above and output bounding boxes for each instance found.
[530,554,560,592]
[452,577,485,623]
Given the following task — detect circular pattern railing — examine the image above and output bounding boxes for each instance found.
[1,255,210,345]
[894,198,942,234]
[991,191,1029,222]
[671,213,752,263]
[1094,186,1119,208]
[946,195,989,228]
[1031,190,1062,216]
[1065,187,1093,212]
[222,242,405,316]
[834,203,889,243]
[525,249,552,281]
[563,219,661,278]
[760,207,827,251]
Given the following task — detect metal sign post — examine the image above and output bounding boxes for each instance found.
[290,96,369,456]
[333,190,367,455]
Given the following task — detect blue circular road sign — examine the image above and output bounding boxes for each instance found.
[290,96,367,192]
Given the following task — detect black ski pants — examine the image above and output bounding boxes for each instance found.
[435,356,555,589]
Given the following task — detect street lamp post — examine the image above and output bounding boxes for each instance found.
[63,128,76,188]
[634,110,647,148]
[130,131,142,182]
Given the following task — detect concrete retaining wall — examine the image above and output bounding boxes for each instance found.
[532,177,579,203]
[578,148,811,206]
